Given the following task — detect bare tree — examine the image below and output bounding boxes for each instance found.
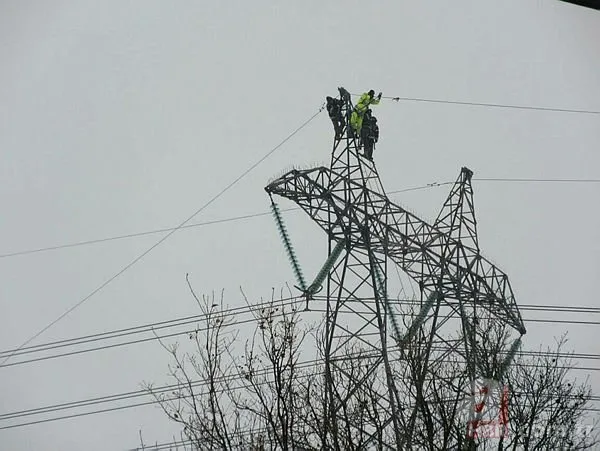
[384,304,598,451]
[143,279,240,449]
[143,285,598,451]
[499,336,598,450]
[144,279,313,450]
[230,288,311,450]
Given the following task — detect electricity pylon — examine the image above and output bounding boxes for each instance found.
[265,90,526,449]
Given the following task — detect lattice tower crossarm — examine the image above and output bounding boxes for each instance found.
[266,163,525,337]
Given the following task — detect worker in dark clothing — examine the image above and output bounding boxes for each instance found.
[360,109,373,147]
[326,96,344,140]
[338,86,351,104]
[363,116,379,161]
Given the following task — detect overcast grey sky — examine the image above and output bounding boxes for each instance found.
[1,1,599,449]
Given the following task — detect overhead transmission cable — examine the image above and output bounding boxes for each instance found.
[0,298,598,369]
[2,177,597,260]
[2,295,598,360]
[0,104,325,366]
[0,184,448,259]
[0,210,295,259]
[1,346,598,431]
[131,428,276,451]
[352,92,600,115]
[474,177,600,183]
[2,295,598,361]
[3,352,596,425]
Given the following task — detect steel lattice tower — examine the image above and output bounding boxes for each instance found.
[265,92,526,449]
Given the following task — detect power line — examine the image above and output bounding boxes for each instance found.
[0,295,302,359]
[1,176,597,260]
[132,428,273,451]
[0,210,293,259]
[2,296,597,361]
[1,346,597,431]
[0,360,321,428]
[1,297,597,368]
[0,183,449,260]
[2,312,597,369]
[4,340,598,422]
[1,380,593,431]
[363,93,600,115]
[1,351,598,427]
[0,296,600,360]
[474,178,600,184]
[0,105,325,366]
[131,438,197,451]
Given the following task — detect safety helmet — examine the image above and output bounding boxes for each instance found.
[368,89,375,97]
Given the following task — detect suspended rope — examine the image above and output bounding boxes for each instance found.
[306,240,346,296]
[270,200,307,292]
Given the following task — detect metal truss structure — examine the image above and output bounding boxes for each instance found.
[265,91,526,449]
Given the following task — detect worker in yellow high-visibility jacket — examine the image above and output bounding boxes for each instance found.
[350,89,381,135]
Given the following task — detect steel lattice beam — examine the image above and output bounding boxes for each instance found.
[265,160,525,336]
